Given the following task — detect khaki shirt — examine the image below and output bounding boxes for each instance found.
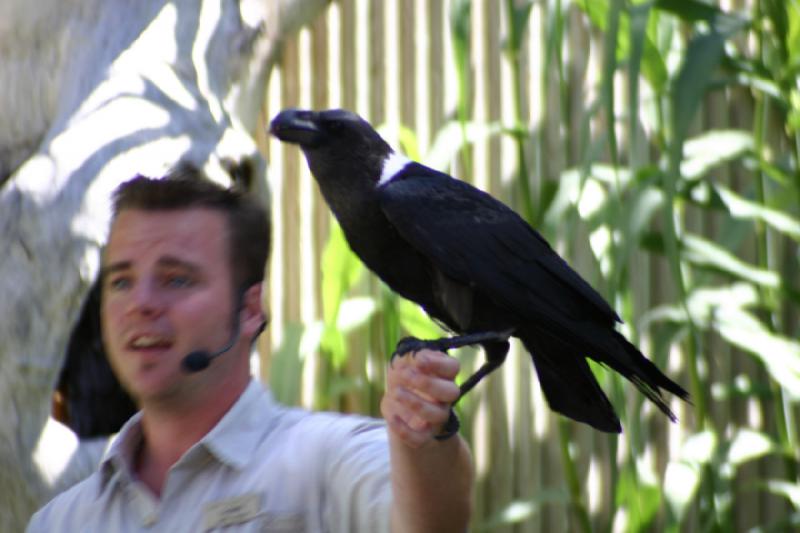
[27,380,392,532]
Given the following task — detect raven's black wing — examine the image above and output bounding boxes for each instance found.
[377,167,619,332]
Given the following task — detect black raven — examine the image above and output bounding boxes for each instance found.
[270,108,689,433]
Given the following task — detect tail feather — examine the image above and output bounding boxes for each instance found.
[605,330,690,422]
[520,325,689,431]
[521,333,621,433]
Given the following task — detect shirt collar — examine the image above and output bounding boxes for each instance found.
[99,410,144,495]
[98,379,276,495]
[197,379,276,469]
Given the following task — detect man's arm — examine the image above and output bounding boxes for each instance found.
[381,349,474,533]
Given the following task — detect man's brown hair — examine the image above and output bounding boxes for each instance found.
[110,163,270,294]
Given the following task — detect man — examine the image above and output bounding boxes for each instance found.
[27,166,473,532]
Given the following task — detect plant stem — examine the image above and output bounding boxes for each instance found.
[558,419,593,533]
[504,2,536,225]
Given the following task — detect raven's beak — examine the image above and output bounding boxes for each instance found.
[269,109,322,147]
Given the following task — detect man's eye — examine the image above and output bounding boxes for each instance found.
[107,277,131,291]
[165,275,193,288]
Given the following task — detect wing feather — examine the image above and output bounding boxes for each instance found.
[378,170,619,330]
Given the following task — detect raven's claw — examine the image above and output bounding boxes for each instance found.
[391,330,513,363]
[434,409,460,440]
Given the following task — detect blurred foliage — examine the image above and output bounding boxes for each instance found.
[270,0,800,530]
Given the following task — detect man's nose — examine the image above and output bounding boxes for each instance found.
[127,280,165,317]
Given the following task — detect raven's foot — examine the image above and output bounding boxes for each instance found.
[390,330,513,365]
[433,409,460,441]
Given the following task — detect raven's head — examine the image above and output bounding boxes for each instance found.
[269,108,395,186]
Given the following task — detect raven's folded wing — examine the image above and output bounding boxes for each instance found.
[377,168,619,330]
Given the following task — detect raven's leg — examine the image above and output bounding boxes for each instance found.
[456,340,510,399]
[391,329,513,362]
[391,331,512,440]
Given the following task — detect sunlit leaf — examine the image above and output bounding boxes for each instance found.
[682,430,717,464]
[713,308,800,399]
[664,460,700,521]
[395,124,421,161]
[664,431,716,520]
[765,480,800,507]
[681,234,780,288]
[714,185,800,241]
[472,491,569,530]
[320,323,347,368]
[680,130,753,180]
[336,297,378,332]
[789,0,800,68]
[727,430,776,466]
[425,120,503,173]
[396,298,443,340]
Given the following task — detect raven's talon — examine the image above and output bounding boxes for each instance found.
[434,409,460,441]
[392,336,433,362]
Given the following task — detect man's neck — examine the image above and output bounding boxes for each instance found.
[135,376,250,496]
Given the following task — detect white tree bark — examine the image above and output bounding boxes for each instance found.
[0,0,327,529]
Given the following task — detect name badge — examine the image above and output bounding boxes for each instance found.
[203,493,262,530]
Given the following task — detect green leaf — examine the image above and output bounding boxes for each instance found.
[712,308,800,400]
[321,222,364,325]
[396,298,442,340]
[320,323,347,368]
[472,491,570,530]
[671,31,727,144]
[269,322,315,405]
[762,0,790,65]
[713,185,800,241]
[681,234,780,288]
[615,466,662,533]
[336,297,378,332]
[765,480,800,507]
[664,431,716,519]
[788,1,800,68]
[655,0,749,34]
[450,0,472,160]
[503,0,534,55]
[726,429,777,466]
[395,124,421,161]
[680,130,754,180]
[578,0,667,90]
[425,120,502,172]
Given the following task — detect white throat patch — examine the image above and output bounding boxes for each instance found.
[378,151,412,186]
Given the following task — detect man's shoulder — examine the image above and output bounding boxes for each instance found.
[271,404,386,442]
[26,471,103,532]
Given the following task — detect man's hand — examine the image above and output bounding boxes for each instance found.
[381,349,461,448]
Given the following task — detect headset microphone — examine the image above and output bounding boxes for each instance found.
[181,296,243,373]
[181,328,240,372]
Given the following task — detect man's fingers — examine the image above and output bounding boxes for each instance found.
[383,349,462,446]
[392,349,460,380]
[393,387,452,424]
[395,366,460,404]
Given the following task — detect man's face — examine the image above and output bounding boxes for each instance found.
[101,208,235,402]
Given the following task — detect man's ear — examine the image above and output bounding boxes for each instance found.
[241,282,266,338]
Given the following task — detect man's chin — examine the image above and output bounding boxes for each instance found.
[123,370,182,404]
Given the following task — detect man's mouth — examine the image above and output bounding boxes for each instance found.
[128,334,173,351]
